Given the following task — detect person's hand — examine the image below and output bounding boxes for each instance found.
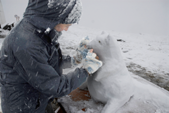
[72,37,90,66]
[78,36,90,51]
[83,50,102,74]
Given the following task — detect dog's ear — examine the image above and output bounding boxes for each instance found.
[105,35,111,46]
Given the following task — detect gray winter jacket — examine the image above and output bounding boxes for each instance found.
[0,0,88,113]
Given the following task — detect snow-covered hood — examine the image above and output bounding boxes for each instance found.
[23,0,77,30]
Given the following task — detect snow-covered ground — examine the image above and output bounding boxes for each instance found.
[57,25,169,113]
[59,25,169,90]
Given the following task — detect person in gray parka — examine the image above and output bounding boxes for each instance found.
[0,0,102,113]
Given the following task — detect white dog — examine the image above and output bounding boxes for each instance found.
[86,32,134,113]
[85,32,169,113]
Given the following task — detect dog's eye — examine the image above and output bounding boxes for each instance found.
[98,41,101,44]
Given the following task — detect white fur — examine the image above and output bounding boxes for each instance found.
[87,32,134,113]
[86,32,169,113]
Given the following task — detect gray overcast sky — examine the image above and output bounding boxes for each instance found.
[80,0,169,35]
[1,0,169,36]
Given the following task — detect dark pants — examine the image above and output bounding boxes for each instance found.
[45,100,67,113]
[45,102,55,113]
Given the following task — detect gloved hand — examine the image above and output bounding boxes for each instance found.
[71,37,90,66]
[83,51,103,74]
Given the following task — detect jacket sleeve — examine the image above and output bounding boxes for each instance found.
[14,48,88,98]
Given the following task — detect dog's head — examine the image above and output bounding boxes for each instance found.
[87,32,126,81]
[88,32,123,62]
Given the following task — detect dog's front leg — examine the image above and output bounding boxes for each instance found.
[101,98,126,113]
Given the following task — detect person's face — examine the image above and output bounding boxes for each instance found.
[54,24,72,32]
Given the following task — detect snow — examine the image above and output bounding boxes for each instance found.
[0,0,169,112]
[64,0,82,24]
[48,0,65,8]
[59,25,169,94]
[0,29,9,38]
[48,0,82,24]
[85,33,134,113]
[60,25,169,79]
[58,95,103,113]
[59,25,169,113]
[0,24,169,113]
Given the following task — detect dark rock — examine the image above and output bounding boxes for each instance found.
[2,23,14,31]
[117,39,125,42]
